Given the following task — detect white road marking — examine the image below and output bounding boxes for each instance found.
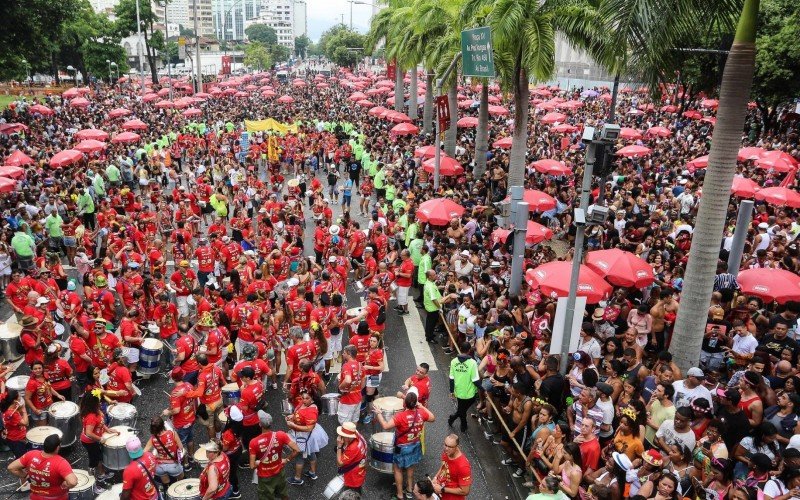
[401,302,438,371]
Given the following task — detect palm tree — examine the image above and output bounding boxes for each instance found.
[465,0,556,190]
[365,2,405,112]
[670,0,760,372]
[390,3,427,120]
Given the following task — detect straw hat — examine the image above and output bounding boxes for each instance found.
[337,422,358,439]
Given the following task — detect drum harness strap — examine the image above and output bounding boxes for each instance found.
[153,431,180,464]
[393,409,420,454]
[134,458,164,500]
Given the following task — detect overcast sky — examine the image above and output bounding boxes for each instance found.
[306,0,374,41]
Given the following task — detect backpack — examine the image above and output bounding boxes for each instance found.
[373,299,386,325]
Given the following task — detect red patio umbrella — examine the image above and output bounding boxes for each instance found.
[756,151,798,172]
[617,145,653,157]
[754,187,800,208]
[540,112,567,124]
[122,119,148,131]
[531,159,571,176]
[700,99,719,109]
[277,95,295,104]
[504,189,557,212]
[111,131,141,144]
[74,129,109,141]
[349,92,368,101]
[62,88,81,99]
[0,177,15,193]
[682,110,703,120]
[492,137,513,149]
[4,150,34,167]
[356,99,374,108]
[416,198,465,225]
[69,97,90,108]
[261,90,277,98]
[0,123,29,135]
[525,261,612,304]
[155,100,174,109]
[414,146,438,159]
[646,126,672,138]
[737,147,766,162]
[731,177,760,198]
[660,105,677,113]
[585,249,654,288]
[491,221,553,246]
[686,155,709,172]
[108,108,131,119]
[29,104,54,116]
[49,149,84,168]
[142,93,160,102]
[182,108,202,117]
[551,123,578,133]
[368,106,387,116]
[619,127,642,140]
[75,140,107,153]
[0,166,25,179]
[488,105,509,116]
[386,111,412,123]
[457,117,478,128]
[422,156,464,176]
[737,268,800,304]
[390,123,419,136]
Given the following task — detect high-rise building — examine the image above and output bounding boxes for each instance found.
[188,0,215,37]
[212,0,263,42]
[242,0,304,49]
[89,0,120,18]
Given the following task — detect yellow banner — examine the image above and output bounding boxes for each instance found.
[244,118,298,135]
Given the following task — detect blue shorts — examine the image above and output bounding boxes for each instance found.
[176,425,194,446]
[393,441,422,469]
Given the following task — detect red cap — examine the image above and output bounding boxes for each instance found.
[170,367,185,381]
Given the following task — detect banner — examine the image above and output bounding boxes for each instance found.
[435,95,450,129]
[243,118,298,134]
[221,56,232,75]
[387,59,396,79]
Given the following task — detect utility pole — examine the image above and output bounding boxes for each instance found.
[135,0,146,96]
[433,52,461,190]
[164,0,173,100]
[193,0,202,93]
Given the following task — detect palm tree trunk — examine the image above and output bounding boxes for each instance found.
[508,66,529,189]
[608,73,620,122]
[409,67,418,120]
[394,65,403,112]
[474,83,490,179]
[423,71,434,134]
[671,0,759,373]
[444,78,457,156]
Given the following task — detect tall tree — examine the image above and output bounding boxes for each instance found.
[244,42,272,70]
[294,35,311,59]
[671,0,760,372]
[245,24,278,45]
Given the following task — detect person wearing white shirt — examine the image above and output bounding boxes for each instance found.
[672,367,713,409]
[728,320,759,366]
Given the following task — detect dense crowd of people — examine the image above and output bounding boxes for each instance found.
[0,60,798,500]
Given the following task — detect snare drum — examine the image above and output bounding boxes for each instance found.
[373,396,404,422]
[369,432,395,474]
[47,400,80,447]
[346,307,363,318]
[95,483,123,500]
[323,475,345,499]
[321,393,340,415]
[167,478,201,500]
[108,403,138,429]
[138,337,163,376]
[193,448,208,468]
[69,469,95,500]
[0,322,23,362]
[6,375,29,400]
[103,426,135,470]
[221,383,241,407]
[27,426,63,450]
[54,323,66,340]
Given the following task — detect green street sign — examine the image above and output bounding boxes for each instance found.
[461,27,495,78]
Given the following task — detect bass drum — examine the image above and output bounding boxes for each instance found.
[167,478,201,500]
[369,432,395,474]
[68,469,95,500]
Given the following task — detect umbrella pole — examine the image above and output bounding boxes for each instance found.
[727,200,753,276]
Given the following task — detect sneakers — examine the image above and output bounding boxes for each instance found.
[92,485,106,495]
[303,471,318,481]
[447,414,456,427]
[512,468,525,478]
[229,490,241,500]
[100,471,115,481]
[501,458,516,466]
[287,477,304,486]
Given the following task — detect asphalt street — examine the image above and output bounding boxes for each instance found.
[0,169,527,499]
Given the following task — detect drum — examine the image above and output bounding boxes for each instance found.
[54,323,66,340]
[346,307,363,318]
[353,281,365,293]
[138,338,163,376]
[55,340,71,361]
[108,403,138,429]
[167,478,201,500]
[323,475,345,499]
[281,398,293,415]
[47,401,80,447]
[69,469,95,500]
[95,483,123,500]
[26,426,63,450]
[0,322,23,362]
[321,393,340,415]
[373,397,404,422]
[193,448,208,468]
[6,375,29,400]
[222,383,241,407]
[103,426,135,470]
[369,432,395,474]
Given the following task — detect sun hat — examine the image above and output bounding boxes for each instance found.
[337,421,358,439]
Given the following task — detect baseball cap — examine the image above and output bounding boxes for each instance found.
[687,367,704,378]
[126,436,144,459]
[595,382,613,397]
[715,387,741,404]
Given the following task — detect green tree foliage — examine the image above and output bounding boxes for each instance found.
[269,44,291,63]
[752,0,800,132]
[321,27,366,68]
[245,24,278,45]
[244,42,272,70]
[114,0,162,84]
[294,35,311,58]
[318,24,350,58]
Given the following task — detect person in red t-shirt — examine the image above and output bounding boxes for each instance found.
[80,390,118,484]
[237,367,265,462]
[163,367,196,470]
[285,390,327,485]
[375,392,436,500]
[0,392,29,459]
[142,416,184,485]
[121,436,160,500]
[106,349,135,403]
[9,434,78,499]
[394,249,415,314]
[337,346,364,425]
[361,334,385,425]
[399,363,433,408]
[198,441,231,499]
[174,331,200,385]
[283,327,317,383]
[25,361,64,426]
[432,434,473,500]
[248,412,300,500]
[335,422,367,493]
[345,287,386,334]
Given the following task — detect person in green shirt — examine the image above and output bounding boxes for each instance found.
[77,186,96,229]
[45,212,64,239]
[92,171,106,198]
[448,341,480,432]
[385,182,396,203]
[373,164,386,199]
[422,269,442,343]
[11,230,35,271]
[405,215,419,249]
[415,245,432,306]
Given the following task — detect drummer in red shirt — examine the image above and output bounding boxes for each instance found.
[249,411,300,500]
[361,334,385,425]
[8,434,78,500]
[80,387,118,486]
[43,345,73,401]
[198,441,231,500]
[1,391,29,459]
[432,434,473,500]
[143,416,185,487]
[106,348,135,403]
[163,367,197,471]
[121,436,160,500]
[88,319,121,370]
[399,363,433,408]
[237,367,265,463]
[335,422,367,494]
[345,286,386,335]
[25,361,65,427]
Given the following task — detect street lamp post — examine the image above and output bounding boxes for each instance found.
[348,0,372,30]
[192,0,202,93]
[135,0,146,97]
[21,59,30,85]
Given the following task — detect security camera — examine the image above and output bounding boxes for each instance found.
[582,126,596,144]
[600,124,620,142]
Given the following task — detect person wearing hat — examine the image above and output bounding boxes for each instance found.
[628,449,665,496]
[18,314,46,366]
[120,436,160,500]
[93,275,118,325]
[672,367,713,410]
[43,344,73,402]
[170,260,198,319]
[335,421,367,494]
[198,440,232,500]
[8,433,78,498]
[87,317,121,370]
[249,411,300,500]
[163,367,198,472]
[219,405,244,499]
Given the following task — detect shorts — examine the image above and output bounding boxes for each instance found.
[30,410,48,423]
[337,402,361,425]
[397,286,410,306]
[366,374,382,388]
[156,462,184,477]
[257,472,288,498]
[328,330,343,353]
[176,425,194,446]
[63,236,77,248]
[393,441,422,469]
[197,399,223,427]
[323,348,333,361]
